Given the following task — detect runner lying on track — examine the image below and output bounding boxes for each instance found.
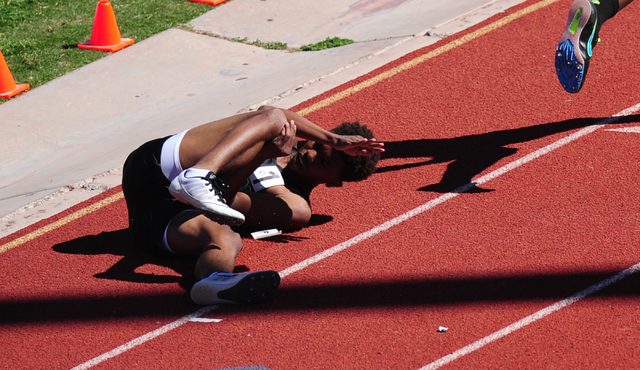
[122,106,383,305]
[555,0,634,93]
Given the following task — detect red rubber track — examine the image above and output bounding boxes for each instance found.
[2,0,640,368]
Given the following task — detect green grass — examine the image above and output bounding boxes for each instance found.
[0,0,356,101]
[228,37,288,50]
[227,36,356,52]
[300,37,354,51]
[0,0,211,96]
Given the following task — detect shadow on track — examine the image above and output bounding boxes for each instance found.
[50,214,331,285]
[8,117,639,324]
[21,213,337,324]
[378,115,640,193]
[52,229,197,289]
[1,268,638,323]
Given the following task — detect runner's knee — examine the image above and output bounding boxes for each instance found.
[257,107,288,136]
[211,228,243,258]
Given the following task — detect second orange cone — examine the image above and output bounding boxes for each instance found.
[78,1,134,52]
[187,0,229,6]
[0,50,29,99]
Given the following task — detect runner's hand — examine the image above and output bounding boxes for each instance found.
[272,120,297,156]
[335,135,385,156]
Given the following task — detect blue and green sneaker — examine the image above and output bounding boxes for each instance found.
[555,0,602,93]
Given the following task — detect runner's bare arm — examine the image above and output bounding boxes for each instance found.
[257,106,384,156]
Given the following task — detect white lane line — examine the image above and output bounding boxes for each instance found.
[70,306,218,370]
[606,126,640,133]
[72,103,640,369]
[189,317,223,323]
[419,262,640,370]
[415,103,640,370]
[279,189,464,279]
[281,103,640,278]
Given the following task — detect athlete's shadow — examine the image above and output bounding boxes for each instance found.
[52,229,197,290]
[53,214,334,285]
[379,115,640,193]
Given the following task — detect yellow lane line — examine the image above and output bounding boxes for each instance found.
[297,0,560,116]
[0,0,559,255]
[0,192,124,254]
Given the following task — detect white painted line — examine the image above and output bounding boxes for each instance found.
[418,262,640,370]
[279,190,463,279]
[413,103,640,370]
[70,306,218,370]
[281,103,640,278]
[606,126,640,133]
[71,103,640,369]
[189,317,223,323]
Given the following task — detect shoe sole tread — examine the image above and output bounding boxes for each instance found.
[556,0,594,93]
[218,271,281,304]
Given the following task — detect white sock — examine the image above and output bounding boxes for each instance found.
[184,168,211,178]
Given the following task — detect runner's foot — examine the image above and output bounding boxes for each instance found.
[555,0,602,93]
[190,271,281,305]
[169,168,245,226]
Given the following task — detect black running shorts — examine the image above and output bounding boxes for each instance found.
[122,136,193,252]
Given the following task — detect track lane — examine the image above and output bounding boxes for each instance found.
[2,0,640,368]
[87,105,640,369]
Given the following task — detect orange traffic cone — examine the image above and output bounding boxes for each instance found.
[78,1,134,52]
[188,0,228,6]
[0,50,29,99]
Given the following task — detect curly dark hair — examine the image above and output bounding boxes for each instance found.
[331,122,380,182]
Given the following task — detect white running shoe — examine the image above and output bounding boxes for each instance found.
[169,168,245,226]
[190,271,281,305]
